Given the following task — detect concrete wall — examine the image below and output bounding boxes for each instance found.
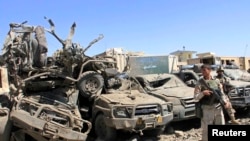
[177,52,193,62]
[242,57,250,70]
[187,58,201,65]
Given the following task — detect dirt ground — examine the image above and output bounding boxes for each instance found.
[89,110,250,141]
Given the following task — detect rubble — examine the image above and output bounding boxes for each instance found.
[0,19,174,141]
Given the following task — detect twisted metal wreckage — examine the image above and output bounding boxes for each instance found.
[0,18,107,141]
[0,18,174,141]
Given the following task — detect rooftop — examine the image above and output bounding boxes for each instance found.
[170,50,197,55]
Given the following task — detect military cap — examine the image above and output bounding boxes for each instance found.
[200,64,211,70]
[216,68,224,73]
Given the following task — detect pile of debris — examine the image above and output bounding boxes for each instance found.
[0,18,174,141]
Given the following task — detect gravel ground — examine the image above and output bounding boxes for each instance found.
[88,110,250,141]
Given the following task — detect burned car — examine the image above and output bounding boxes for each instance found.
[0,67,12,141]
[1,18,174,141]
[10,74,91,141]
[222,81,250,109]
[221,68,250,82]
[44,20,174,140]
[135,73,196,122]
[78,69,173,141]
[172,69,200,88]
[0,20,93,140]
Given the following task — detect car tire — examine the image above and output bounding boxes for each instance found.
[77,71,104,98]
[94,114,117,141]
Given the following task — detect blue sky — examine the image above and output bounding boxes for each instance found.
[1,0,250,57]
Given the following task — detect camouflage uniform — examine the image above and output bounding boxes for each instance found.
[216,75,240,125]
[216,75,230,84]
[194,76,228,141]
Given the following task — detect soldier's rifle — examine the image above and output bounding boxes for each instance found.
[199,78,226,106]
[198,78,240,123]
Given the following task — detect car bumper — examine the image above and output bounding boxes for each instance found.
[172,105,196,121]
[104,113,173,131]
[11,110,88,141]
[230,96,250,108]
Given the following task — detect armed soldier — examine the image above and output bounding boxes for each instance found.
[216,68,240,125]
[216,68,230,84]
[194,64,230,141]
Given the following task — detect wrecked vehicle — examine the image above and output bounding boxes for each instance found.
[1,18,173,141]
[210,70,250,110]
[126,55,196,121]
[1,20,93,140]
[39,19,173,141]
[0,67,12,141]
[222,81,250,109]
[220,68,250,82]
[63,49,173,140]
[78,69,174,141]
[10,74,91,141]
[135,73,196,122]
[172,69,200,88]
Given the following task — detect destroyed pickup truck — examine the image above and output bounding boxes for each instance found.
[0,20,92,141]
[135,73,196,122]
[222,81,250,109]
[126,55,196,121]
[78,70,173,141]
[0,67,12,141]
[45,19,173,140]
[1,18,173,141]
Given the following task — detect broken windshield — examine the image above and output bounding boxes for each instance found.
[224,69,250,82]
[147,75,186,89]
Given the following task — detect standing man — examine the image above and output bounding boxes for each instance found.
[216,68,230,85]
[216,68,240,125]
[194,64,230,141]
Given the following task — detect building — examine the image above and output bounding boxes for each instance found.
[220,56,250,70]
[170,47,197,62]
[187,52,221,65]
[186,51,250,70]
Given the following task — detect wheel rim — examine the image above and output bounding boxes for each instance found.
[85,78,100,92]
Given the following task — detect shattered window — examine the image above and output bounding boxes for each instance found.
[148,76,186,89]
[224,69,250,81]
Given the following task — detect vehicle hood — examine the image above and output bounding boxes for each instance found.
[100,91,165,105]
[151,86,194,98]
[228,80,250,87]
